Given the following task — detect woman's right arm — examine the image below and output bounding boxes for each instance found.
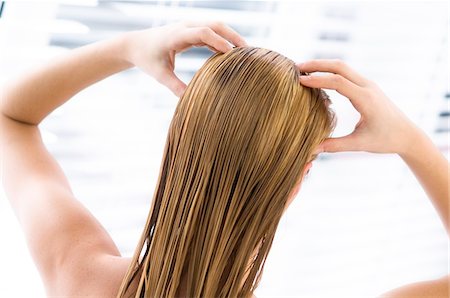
[297,59,449,297]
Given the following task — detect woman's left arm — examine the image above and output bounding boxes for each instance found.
[1,21,246,293]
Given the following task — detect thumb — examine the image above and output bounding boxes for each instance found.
[157,69,187,97]
[321,134,361,153]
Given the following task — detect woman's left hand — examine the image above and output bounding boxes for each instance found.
[123,21,248,97]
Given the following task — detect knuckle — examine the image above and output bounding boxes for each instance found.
[332,59,346,68]
[360,88,373,100]
[199,27,213,37]
[309,59,319,67]
[211,21,225,28]
[332,74,344,86]
[333,59,347,69]
[367,80,379,89]
[362,79,379,93]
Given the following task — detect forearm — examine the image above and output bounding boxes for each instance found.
[1,33,134,125]
[400,128,450,235]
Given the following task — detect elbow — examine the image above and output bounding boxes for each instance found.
[1,88,40,126]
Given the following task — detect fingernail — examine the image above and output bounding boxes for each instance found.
[296,63,304,69]
[299,75,310,81]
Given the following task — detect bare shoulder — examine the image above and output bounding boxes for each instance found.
[379,275,449,298]
[48,255,131,297]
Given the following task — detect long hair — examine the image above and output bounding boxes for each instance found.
[117,47,335,298]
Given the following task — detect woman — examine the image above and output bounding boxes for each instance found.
[1,22,448,297]
[118,43,335,297]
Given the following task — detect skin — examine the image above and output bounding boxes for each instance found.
[1,21,448,297]
[298,61,449,297]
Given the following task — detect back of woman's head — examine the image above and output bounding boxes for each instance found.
[118,47,335,298]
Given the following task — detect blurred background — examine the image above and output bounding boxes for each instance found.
[0,0,448,297]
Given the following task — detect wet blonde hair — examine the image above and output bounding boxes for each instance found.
[118,47,334,298]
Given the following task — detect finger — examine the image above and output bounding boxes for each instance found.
[196,27,233,52]
[206,45,219,53]
[184,21,247,47]
[297,59,369,87]
[321,135,361,153]
[157,69,187,97]
[184,27,233,53]
[299,74,365,110]
[208,21,248,47]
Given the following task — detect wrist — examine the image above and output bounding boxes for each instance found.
[109,31,136,69]
[398,124,430,160]
[118,30,145,68]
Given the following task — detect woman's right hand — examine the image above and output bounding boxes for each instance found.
[297,59,419,156]
[298,61,450,298]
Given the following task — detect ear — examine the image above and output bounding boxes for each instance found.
[284,162,313,212]
[303,161,313,179]
[292,162,313,195]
